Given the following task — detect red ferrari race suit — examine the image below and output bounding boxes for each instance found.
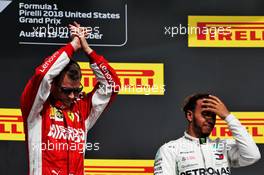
[20,43,120,175]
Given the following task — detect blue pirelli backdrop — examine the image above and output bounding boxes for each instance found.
[0,0,263,174]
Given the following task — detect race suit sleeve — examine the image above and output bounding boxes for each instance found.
[225,114,261,167]
[84,51,121,131]
[154,144,177,175]
[20,43,74,122]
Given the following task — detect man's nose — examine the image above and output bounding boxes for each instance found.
[204,115,215,123]
[68,92,75,99]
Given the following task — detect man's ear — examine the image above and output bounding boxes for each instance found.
[186,110,193,122]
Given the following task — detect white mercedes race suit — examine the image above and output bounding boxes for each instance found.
[154,114,261,175]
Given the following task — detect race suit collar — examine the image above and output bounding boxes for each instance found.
[184,131,208,144]
[53,100,67,110]
[49,97,73,110]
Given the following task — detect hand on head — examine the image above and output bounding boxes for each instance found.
[201,95,230,120]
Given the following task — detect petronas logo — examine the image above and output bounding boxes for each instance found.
[199,138,207,144]
[0,0,12,13]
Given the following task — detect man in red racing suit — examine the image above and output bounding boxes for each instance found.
[20,23,120,175]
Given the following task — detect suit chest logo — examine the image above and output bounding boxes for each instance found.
[50,107,80,122]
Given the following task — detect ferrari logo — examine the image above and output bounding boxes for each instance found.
[68,112,75,122]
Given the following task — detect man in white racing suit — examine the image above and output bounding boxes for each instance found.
[154,93,261,175]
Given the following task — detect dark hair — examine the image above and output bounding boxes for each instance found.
[54,59,82,85]
[182,93,210,115]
